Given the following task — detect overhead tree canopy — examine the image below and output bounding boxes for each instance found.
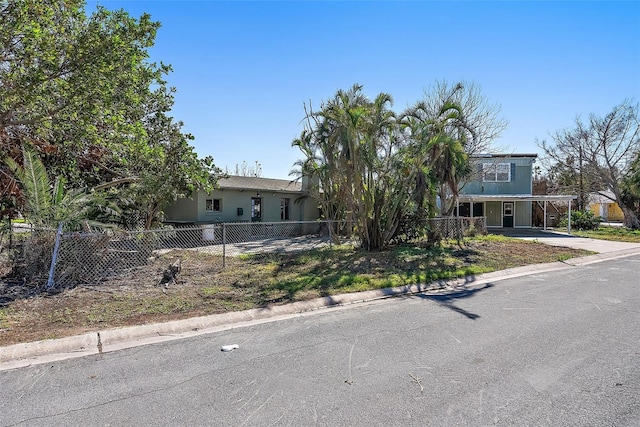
[0,0,220,228]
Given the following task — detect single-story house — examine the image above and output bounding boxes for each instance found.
[588,191,624,222]
[164,176,320,224]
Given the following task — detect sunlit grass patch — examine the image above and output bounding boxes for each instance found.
[0,307,9,329]
[572,227,640,243]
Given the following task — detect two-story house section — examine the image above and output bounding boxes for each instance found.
[456,153,576,230]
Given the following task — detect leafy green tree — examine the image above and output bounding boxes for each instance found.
[401,96,471,216]
[294,82,514,248]
[1,1,160,173]
[293,84,406,250]
[116,108,221,229]
[0,0,220,226]
[621,151,640,216]
[292,84,473,250]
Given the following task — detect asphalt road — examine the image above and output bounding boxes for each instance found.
[1,256,639,426]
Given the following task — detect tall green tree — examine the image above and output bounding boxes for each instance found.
[293,84,474,250]
[621,151,640,217]
[293,84,407,250]
[0,0,220,226]
[1,1,160,165]
[115,94,221,228]
[401,96,471,216]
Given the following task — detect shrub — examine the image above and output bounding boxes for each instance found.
[558,210,601,231]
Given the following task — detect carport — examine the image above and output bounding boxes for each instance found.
[456,194,578,233]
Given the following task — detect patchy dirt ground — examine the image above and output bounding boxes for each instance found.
[0,237,590,347]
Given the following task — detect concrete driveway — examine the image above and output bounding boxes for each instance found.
[490,228,640,253]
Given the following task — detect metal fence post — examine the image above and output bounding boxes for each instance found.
[46,222,64,291]
[222,222,226,268]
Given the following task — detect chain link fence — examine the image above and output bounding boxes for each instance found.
[1,217,483,291]
[392,216,487,244]
[20,221,352,289]
[427,217,487,241]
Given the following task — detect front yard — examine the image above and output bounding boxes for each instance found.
[0,234,592,347]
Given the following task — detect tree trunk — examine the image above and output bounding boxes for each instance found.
[611,185,640,229]
[621,204,640,229]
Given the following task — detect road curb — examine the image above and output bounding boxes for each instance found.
[2,247,640,371]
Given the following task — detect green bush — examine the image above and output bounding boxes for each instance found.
[558,210,602,231]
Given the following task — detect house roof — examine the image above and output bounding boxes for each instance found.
[471,153,538,159]
[458,194,576,202]
[588,190,616,204]
[218,176,302,193]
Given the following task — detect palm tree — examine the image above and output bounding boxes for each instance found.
[292,84,404,250]
[402,100,471,217]
[293,84,474,250]
[5,146,100,229]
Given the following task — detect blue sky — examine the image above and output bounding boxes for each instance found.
[90,1,640,180]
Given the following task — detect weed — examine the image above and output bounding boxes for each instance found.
[0,235,591,347]
[0,308,8,328]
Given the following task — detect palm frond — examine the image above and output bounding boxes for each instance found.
[5,147,53,224]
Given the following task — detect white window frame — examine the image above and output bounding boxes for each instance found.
[503,202,513,216]
[482,163,511,182]
[205,198,222,212]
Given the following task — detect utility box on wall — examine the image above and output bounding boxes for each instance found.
[237,207,243,216]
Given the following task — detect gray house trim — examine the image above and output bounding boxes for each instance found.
[458,195,576,203]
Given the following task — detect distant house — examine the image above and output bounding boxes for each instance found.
[164,176,319,224]
[456,153,576,229]
[588,191,624,222]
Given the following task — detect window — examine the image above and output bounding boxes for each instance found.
[251,197,261,221]
[281,198,290,220]
[482,163,511,182]
[503,202,513,216]
[205,198,222,212]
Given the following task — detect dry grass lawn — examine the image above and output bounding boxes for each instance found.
[0,234,591,347]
